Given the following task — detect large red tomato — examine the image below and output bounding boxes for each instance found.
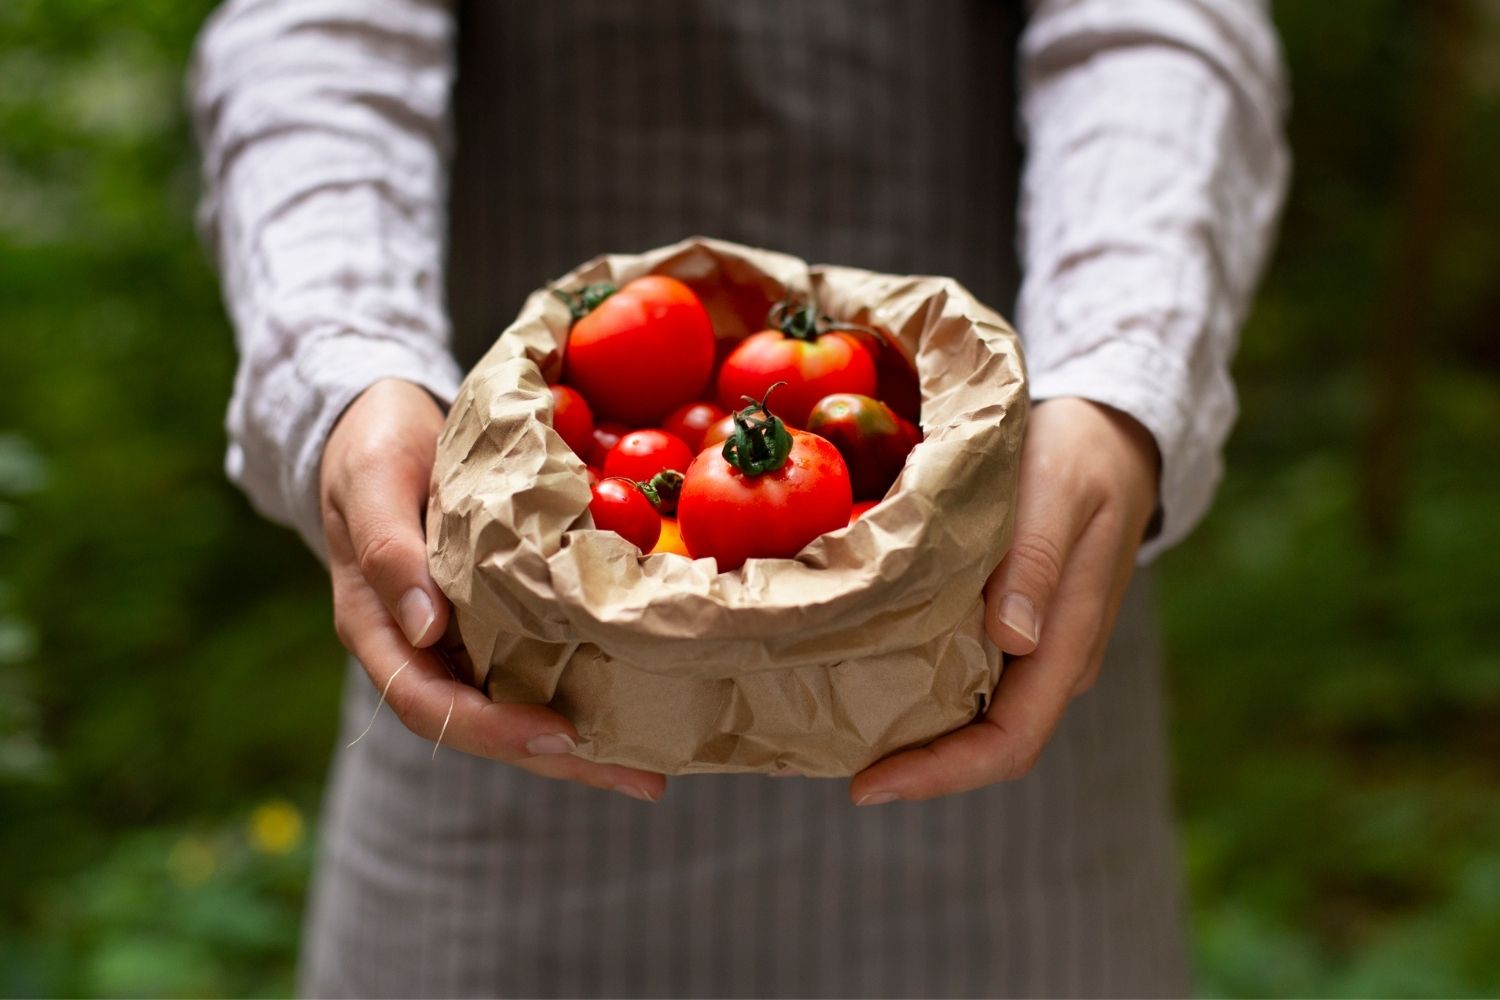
[678,392,852,571]
[588,478,662,552]
[560,276,716,425]
[715,300,877,426]
[603,429,694,483]
[548,384,594,458]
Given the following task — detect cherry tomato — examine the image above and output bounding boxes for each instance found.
[849,499,879,523]
[715,300,877,426]
[588,478,662,551]
[603,429,694,483]
[661,401,728,451]
[548,384,595,458]
[651,517,693,557]
[585,466,603,487]
[588,422,630,467]
[560,275,716,425]
[805,393,921,500]
[678,392,852,571]
[701,413,739,449]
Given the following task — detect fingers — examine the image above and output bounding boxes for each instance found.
[850,514,1122,804]
[332,558,666,799]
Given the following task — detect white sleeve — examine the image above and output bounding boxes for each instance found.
[1017,0,1290,560]
[189,0,464,559]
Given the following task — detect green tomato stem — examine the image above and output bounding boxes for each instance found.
[721,383,794,477]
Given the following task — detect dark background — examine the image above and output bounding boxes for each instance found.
[3,1,1499,995]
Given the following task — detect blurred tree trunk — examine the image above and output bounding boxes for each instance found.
[1360,0,1472,554]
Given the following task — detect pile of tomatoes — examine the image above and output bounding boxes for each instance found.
[548,274,922,571]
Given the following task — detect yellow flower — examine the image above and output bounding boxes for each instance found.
[248,799,304,855]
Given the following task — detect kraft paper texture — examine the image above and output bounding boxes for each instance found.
[427,237,1027,776]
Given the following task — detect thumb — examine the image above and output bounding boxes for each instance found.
[984,493,1093,657]
[326,389,451,649]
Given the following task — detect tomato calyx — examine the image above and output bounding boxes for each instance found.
[721,383,794,477]
[552,282,618,320]
[637,469,684,516]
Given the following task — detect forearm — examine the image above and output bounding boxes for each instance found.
[1017,0,1290,559]
[190,0,463,558]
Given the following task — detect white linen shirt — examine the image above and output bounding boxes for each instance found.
[190,0,1289,563]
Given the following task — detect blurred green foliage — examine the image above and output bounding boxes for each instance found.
[1,0,1498,996]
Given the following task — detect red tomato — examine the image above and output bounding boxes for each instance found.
[588,422,630,467]
[603,429,694,483]
[560,275,716,425]
[849,499,879,523]
[678,396,852,571]
[700,413,739,449]
[585,466,603,487]
[805,393,921,500]
[548,384,595,458]
[661,401,727,451]
[588,478,662,551]
[715,301,877,426]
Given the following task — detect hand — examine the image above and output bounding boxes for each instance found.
[319,378,666,802]
[849,397,1160,804]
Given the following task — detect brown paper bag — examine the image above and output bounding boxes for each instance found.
[427,237,1027,776]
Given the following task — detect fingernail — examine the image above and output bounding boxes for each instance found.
[525,733,577,756]
[998,593,1038,645]
[397,588,436,646]
[856,791,900,807]
[614,785,658,803]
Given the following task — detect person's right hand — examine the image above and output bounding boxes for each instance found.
[318,378,666,802]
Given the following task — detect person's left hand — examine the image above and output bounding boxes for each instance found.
[849,397,1160,805]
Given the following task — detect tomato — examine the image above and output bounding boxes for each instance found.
[603,429,694,483]
[548,384,595,458]
[661,401,727,451]
[715,300,877,426]
[585,466,603,487]
[587,422,630,467]
[559,275,717,425]
[678,390,852,571]
[849,499,879,523]
[804,393,921,500]
[588,478,662,551]
[651,517,693,557]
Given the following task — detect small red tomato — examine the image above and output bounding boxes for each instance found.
[588,421,630,467]
[604,429,694,483]
[560,275,717,425]
[716,300,877,427]
[661,401,728,451]
[678,391,852,571]
[700,413,739,449]
[805,393,920,500]
[589,478,662,551]
[849,499,879,523]
[585,466,603,487]
[549,384,595,458]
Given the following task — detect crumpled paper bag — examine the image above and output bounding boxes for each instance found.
[427,236,1027,776]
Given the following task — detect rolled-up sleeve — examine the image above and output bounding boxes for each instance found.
[189,0,463,559]
[1017,0,1290,560]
